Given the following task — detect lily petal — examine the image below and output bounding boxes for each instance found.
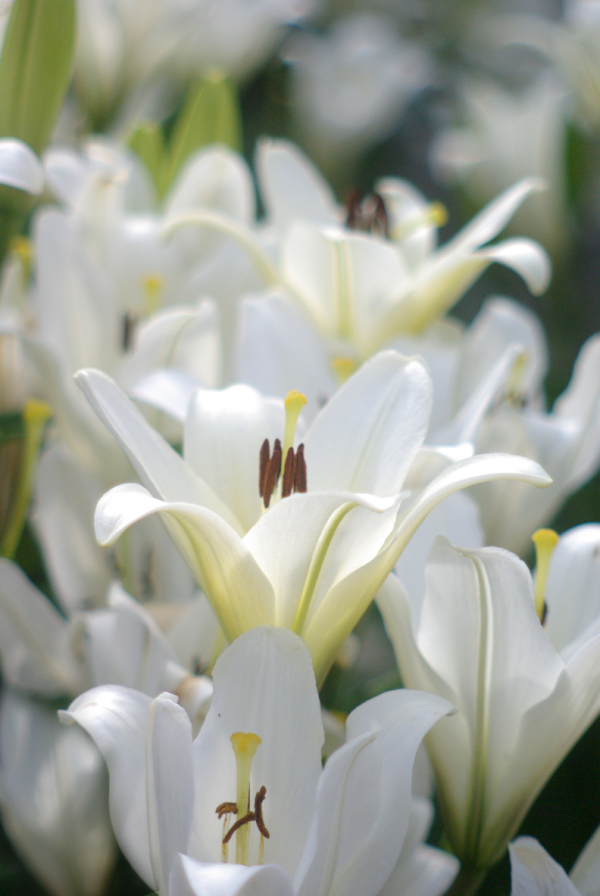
[170,853,294,896]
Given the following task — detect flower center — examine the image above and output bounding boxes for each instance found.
[532,528,559,624]
[259,391,308,508]
[216,731,270,866]
[345,189,389,238]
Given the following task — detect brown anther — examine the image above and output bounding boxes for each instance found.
[371,193,389,238]
[541,602,548,627]
[345,190,389,238]
[345,188,363,230]
[281,447,297,499]
[121,313,137,351]
[254,786,270,839]
[295,444,307,493]
[216,802,238,820]
[223,812,256,844]
[262,439,282,508]
[259,438,270,498]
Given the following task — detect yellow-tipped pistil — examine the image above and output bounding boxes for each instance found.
[332,356,356,386]
[390,201,448,242]
[282,390,307,462]
[532,529,559,623]
[142,273,165,316]
[230,732,261,865]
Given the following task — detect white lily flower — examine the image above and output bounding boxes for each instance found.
[62,626,456,896]
[78,350,550,683]
[167,146,550,361]
[0,689,116,896]
[431,73,568,249]
[471,330,600,555]
[378,529,600,875]
[0,557,212,716]
[74,0,315,126]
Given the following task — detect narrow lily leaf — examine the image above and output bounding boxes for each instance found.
[168,74,242,189]
[0,0,76,154]
[127,122,168,199]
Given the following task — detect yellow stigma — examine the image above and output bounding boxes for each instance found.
[230,732,261,865]
[282,390,307,462]
[532,529,559,622]
[142,273,165,315]
[332,356,356,386]
[506,351,529,403]
[11,236,33,285]
[390,201,448,241]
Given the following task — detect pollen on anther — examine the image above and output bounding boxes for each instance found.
[282,447,297,498]
[259,439,270,498]
[295,444,307,493]
[262,439,282,507]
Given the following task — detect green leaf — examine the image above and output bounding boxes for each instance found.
[0,0,76,154]
[127,121,169,198]
[167,73,242,188]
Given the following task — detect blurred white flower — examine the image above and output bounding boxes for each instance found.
[431,73,568,249]
[74,0,315,126]
[283,13,431,174]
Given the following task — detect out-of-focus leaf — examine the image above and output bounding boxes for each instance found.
[0,0,76,154]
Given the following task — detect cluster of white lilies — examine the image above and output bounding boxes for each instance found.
[2,3,600,896]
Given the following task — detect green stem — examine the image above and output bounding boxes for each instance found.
[442,864,487,896]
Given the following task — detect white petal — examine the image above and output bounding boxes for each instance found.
[0,691,116,896]
[146,695,195,896]
[305,351,432,496]
[236,291,335,424]
[545,524,600,655]
[509,838,579,896]
[0,138,44,194]
[76,369,240,530]
[296,689,452,896]
[170,854,294,896]
[61,685,158,888]
[0,560,80,695]
[94,484,275,640]
[184,384,285,533]
[256,138,339,231]
[478,238,551,295]
[447,178,546,255]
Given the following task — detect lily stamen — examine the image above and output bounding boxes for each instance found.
[254,786,270,839]
[260,438,282,507]
[223,811,256,844]
[532,528,559,625]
